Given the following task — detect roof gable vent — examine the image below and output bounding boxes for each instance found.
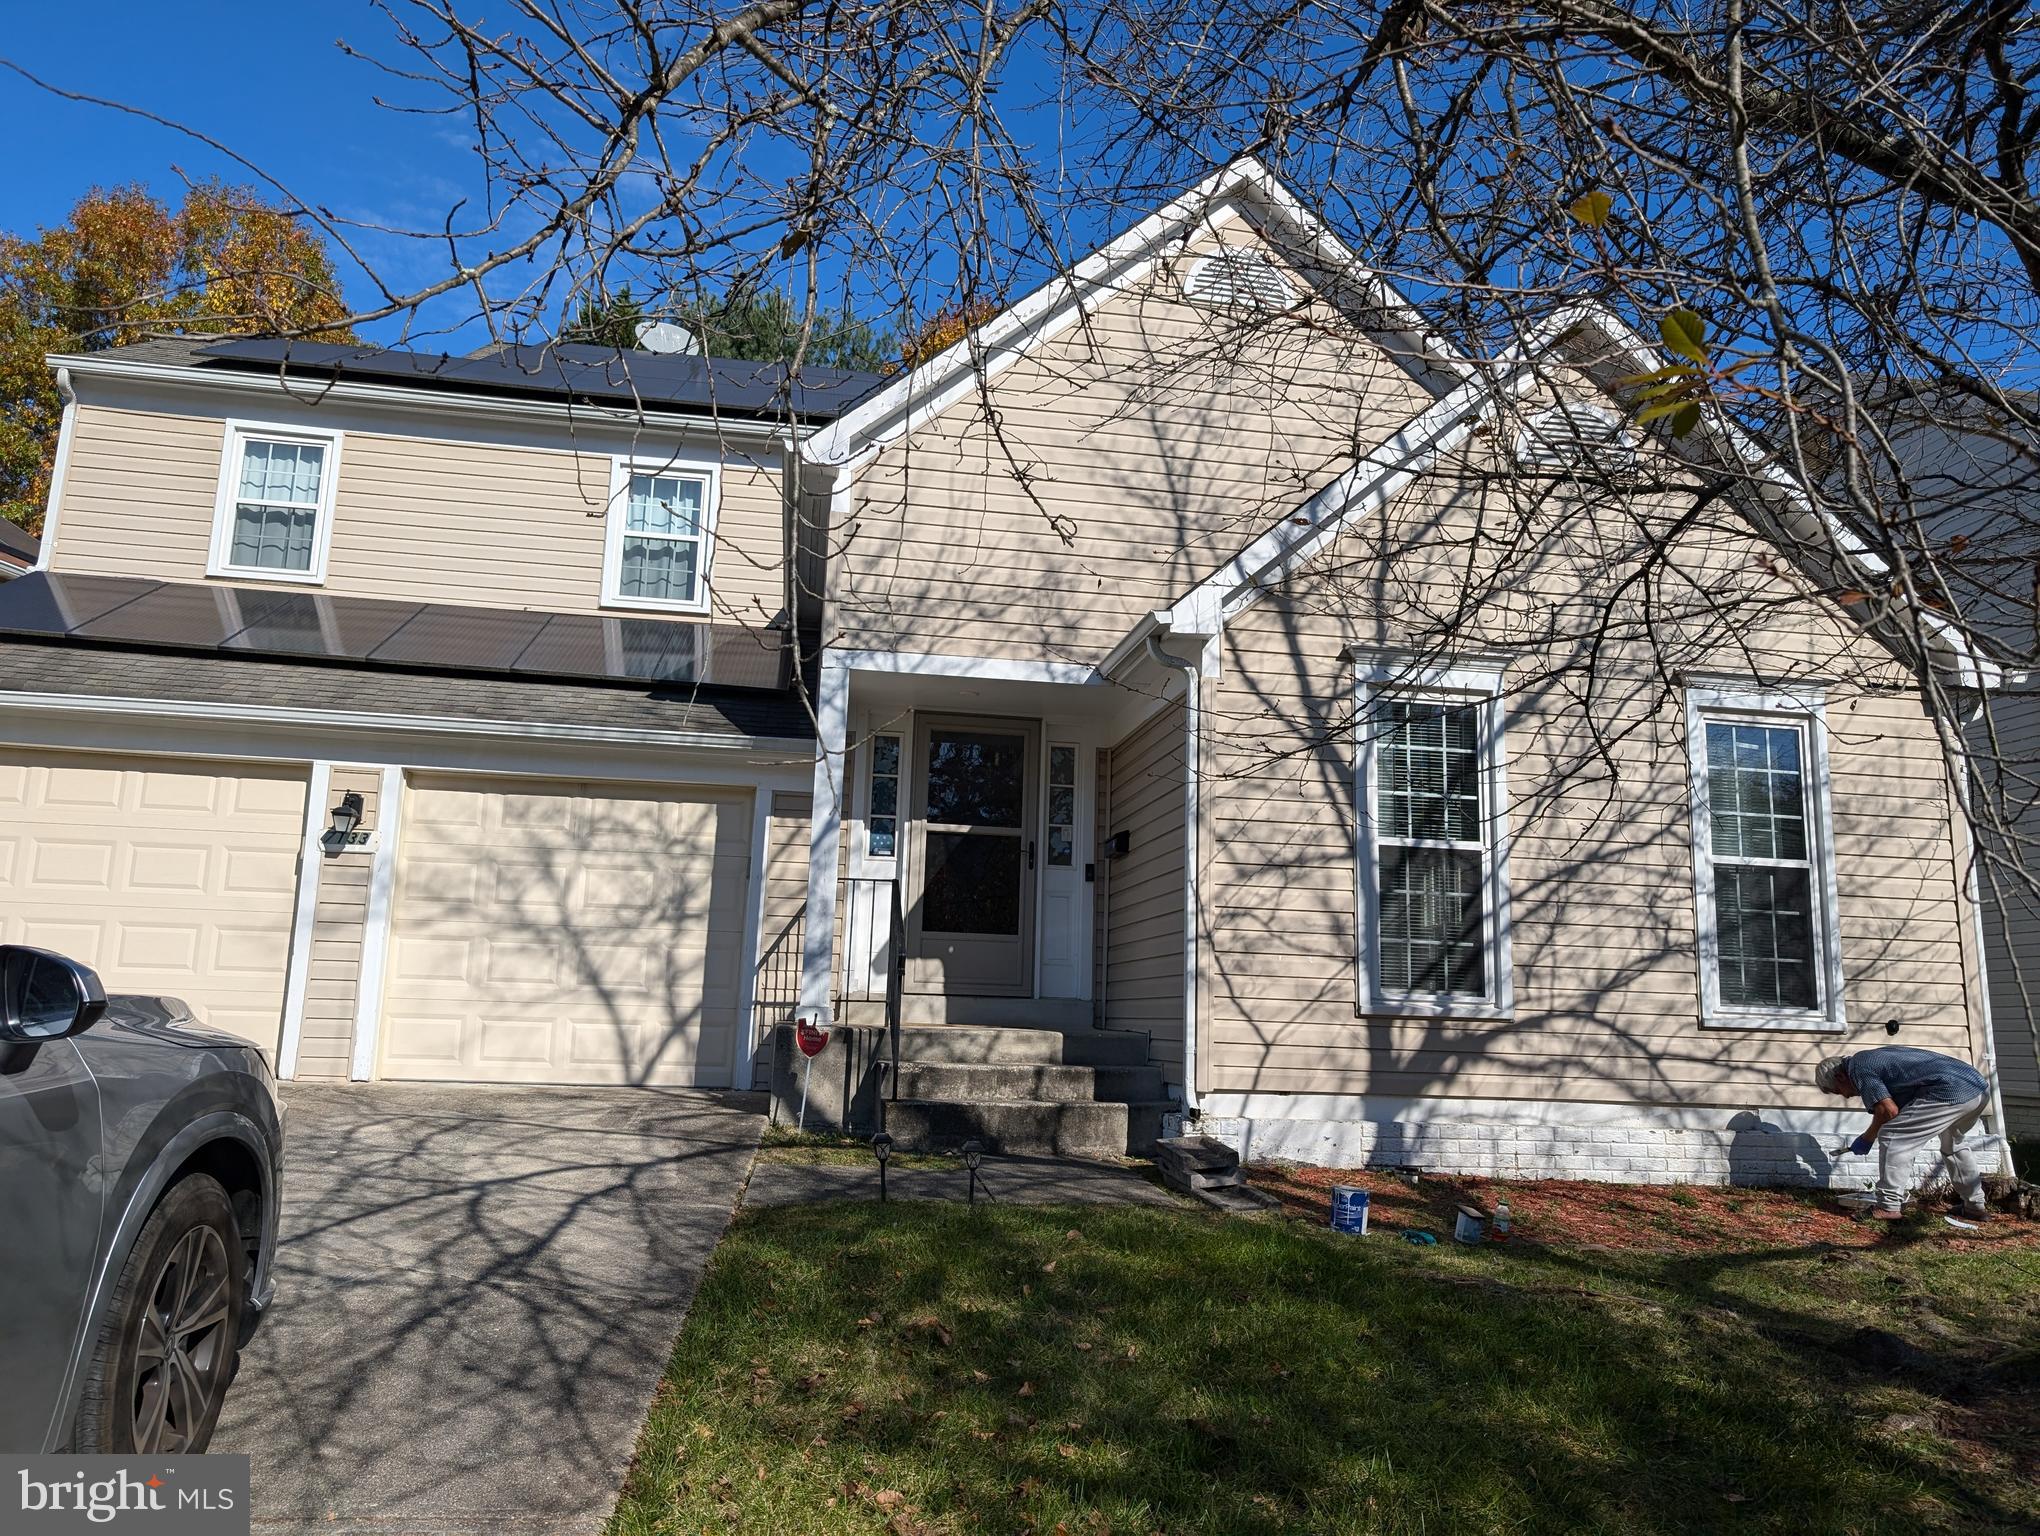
[1515,402,1636,473]
[1184,248,1299,311]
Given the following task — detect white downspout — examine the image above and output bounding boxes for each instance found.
[1951,747,2016,1177]
[1144,632,1203,1115]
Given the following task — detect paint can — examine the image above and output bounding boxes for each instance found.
[1329,1185,1370,1235]
[1453,1204,1488,1245]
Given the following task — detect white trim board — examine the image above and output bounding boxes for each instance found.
[276,759,335,1080]
[349,763,406,1081]
[736,787,774,1087]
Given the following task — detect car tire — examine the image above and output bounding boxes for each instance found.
[72,1173,247,1453]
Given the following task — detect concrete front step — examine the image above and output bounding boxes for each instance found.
[891,1024,1150,1068]
[886,1097,1174,1159]
[893,1060,1171,1105]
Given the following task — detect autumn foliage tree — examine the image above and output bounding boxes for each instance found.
[0,182,353,532]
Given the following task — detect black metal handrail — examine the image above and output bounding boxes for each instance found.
[886,877,905,1102]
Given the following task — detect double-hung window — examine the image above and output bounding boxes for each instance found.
[1355,659,1512,1016]
[604,458,717,614]
[1686,684,1844,1028]
[209,423,340,583]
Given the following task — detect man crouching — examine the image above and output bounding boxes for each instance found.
[1814,1048,1992,1222]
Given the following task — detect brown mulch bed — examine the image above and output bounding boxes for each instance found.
[1247,1162,2040,1253]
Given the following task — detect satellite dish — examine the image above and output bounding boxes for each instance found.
[634,319,700,355]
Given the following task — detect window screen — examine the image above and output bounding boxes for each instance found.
[1370,700,1490,999]
[229,437,326,572]
[1705,722,1818,1010]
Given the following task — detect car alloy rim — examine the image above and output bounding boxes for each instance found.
[131,1225,232,1453]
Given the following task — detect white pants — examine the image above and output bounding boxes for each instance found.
[1876,1092,1987,1211]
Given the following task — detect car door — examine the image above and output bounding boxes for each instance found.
[0,1035,105,1451]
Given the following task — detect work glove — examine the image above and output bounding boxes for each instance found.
[1849,1134,1874,1158]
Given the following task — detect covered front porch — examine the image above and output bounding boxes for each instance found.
[797,644,1206,1060]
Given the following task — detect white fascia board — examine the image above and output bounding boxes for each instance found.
[829,648,1105,687]
[0,688,813,758]
[51,352,792,448]
[802,155,1474,468]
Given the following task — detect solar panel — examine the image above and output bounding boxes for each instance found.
[0,571,791,695]
[74,581,242,647]
[371,603,551,671]
[195,338,882,418]
[0,572,162,636]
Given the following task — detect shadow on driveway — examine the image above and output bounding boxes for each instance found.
[213,1082,763,1535]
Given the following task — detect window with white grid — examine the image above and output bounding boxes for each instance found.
[1685,687,1844,1029]
[1355,661,1512,1016]
[603,457,718,613]
[209,424,340,583]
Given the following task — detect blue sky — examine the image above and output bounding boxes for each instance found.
[0,4,1124,352]
[3,5,576,346]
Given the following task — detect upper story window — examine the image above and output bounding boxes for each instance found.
[208,423,341,584]
[1354,658,1512,1019]
[603,457,718,615]
[1685,683,1844,1030]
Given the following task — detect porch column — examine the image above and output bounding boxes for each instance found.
[799,652,849,1019]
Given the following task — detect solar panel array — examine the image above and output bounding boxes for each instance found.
[196,338,883,418]
[0,572,788,692]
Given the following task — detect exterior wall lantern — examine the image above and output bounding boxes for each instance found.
[324,791,369,849]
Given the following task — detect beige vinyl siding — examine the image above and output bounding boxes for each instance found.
[292,765,384,1081]
[755,791,812,1046]
[51,394,788,628]
[1102,701,1188,1082]
[836,221,1437,666]
[1202,440,1983,1113]
[1974,690,2040,1133]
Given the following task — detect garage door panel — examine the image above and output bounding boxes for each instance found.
[0,750,307,1056]
[380,775,752,1087]
[128,842,213,894]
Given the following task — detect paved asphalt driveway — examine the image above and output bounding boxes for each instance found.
[213,1082,763,1535]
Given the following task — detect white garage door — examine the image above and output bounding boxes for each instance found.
[0,749,309,1053]
[378,775,754,1087]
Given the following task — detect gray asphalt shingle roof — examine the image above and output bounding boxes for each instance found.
[0,636,817,746]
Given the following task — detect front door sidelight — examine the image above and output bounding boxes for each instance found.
[907,716,1039,996]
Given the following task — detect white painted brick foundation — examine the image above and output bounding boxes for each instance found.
[1194,1093,2009,1191]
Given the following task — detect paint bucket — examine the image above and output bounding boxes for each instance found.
[1330,1185,1370,1235]
[1453,1204,1488,1245]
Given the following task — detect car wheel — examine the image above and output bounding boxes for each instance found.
[73,1173,247,1453]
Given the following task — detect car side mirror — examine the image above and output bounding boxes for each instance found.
[0,946,108,1043]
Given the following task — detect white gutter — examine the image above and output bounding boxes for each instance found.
[1951,745,2017,1176]
[1144,630,1205,1114]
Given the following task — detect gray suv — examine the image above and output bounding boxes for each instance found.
[0,945,283,1454]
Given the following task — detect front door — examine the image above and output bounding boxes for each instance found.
[907,716,1039,996]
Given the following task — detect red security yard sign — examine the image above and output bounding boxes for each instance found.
[793,1014,829,1129]
[795,1017,830,1058]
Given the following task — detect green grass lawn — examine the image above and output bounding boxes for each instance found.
[611,1200,2039,1536]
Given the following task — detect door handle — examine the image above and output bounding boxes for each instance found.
[1027,840,1036,870]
